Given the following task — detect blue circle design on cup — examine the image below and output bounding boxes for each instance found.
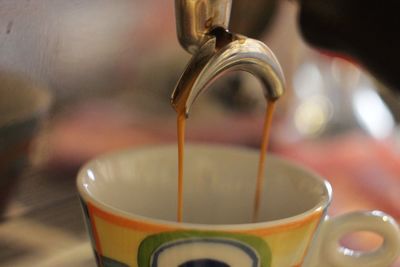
[151,238,259,267]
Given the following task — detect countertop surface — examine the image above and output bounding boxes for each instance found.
[1,167,95,267]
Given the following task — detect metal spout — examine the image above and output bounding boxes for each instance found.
[175,0,232,54]
[171,34,285,116]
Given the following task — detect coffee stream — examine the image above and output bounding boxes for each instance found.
[175,27,279,223]
[253,100,276,222]
[176,100,276,223]
[177,112,186,222]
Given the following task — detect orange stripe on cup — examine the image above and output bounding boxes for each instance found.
[87,202,175,233]
[238,209,323,236]
[298,211,324,264]
[87,203,104,262]
[87,201,323,236]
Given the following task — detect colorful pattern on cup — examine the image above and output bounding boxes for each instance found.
[79,199,323,267]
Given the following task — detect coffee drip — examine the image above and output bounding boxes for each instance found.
[171,0,285,222]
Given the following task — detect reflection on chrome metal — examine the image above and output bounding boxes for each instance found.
[175,0,232,54]
[171,34,285,116]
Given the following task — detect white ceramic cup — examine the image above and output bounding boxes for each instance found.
[77,144,400,267]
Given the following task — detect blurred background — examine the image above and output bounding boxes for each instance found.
[0,0,399,266]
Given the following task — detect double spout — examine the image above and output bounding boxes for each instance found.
[171,0,285,116]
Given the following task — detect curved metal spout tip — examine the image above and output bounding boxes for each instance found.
[170,96,189,118]
[171,35,285,116]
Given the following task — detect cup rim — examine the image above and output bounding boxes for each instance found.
[77,143,332,231]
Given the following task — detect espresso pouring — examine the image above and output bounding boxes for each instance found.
[172,26,284,222]
[176,100,277,223]
[172,1,285,223]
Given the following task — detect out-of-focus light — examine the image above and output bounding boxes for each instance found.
[293,63,324,99]
[352,87,395,139]
[331,58,361,87]
[294,96,333,137]
[341,247,356,256]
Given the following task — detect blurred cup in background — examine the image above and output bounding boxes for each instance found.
[0,72,52,218]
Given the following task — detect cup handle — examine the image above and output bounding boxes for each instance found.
[308,211,400,267]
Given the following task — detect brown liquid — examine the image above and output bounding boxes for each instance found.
[177,112,186,222]
[253,100,276,222]
[176,101,276,223]
[174,29,278,222]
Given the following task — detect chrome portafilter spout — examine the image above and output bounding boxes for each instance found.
[171,0,285,116]
[175,0,232,55]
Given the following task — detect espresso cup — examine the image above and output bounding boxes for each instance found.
[0,73,51,217]
[77,144,400,267]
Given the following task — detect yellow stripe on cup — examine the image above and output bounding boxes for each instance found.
[86,200,323,266]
